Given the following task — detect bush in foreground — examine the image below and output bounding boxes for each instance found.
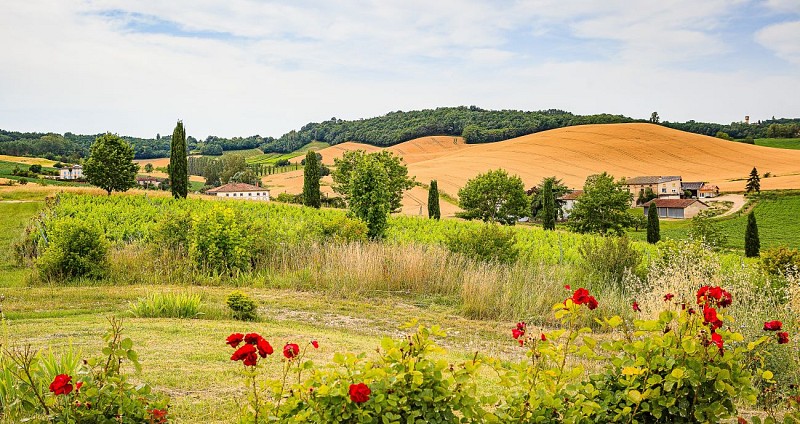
[36,218,109,281]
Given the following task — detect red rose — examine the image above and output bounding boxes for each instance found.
[540,333,547,341]
[283,343,300,359]
[703,306,723,330]
[349,382,371,403]
[244,333,262,345]
[564,285,571,291]
[709,286,723,300]
[718,290,732,307]
[243,351,258,366]
[257,338,274,357]
[572,288,590,305]
[632,301,641,312]
[696,285,710,304]
[512,328,525,339]
[226,333,244,348]
[778,332,789,344]
[312,340,319,349]
[76,382,83,391]
[518,339,524,346]
[148,408,168,424]
[711,332,724,352]
[664,293,674,302]
[763,320,783,331]
[49,374,73,396]
[586,296,598,310]
[231,344,257,362]
[516,321,526,331]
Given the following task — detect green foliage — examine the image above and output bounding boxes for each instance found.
[28,164,42,174]
[129,291,203,319]
[716,130,734,140]
[747,167,761,194]
[568,172,633,235]
[170,120,188,199]
[746,211,761,257]
[318,215,368,243]
[229,168,259,185]
[637,186,657,205]
[427,179,440,220]
[688,212,728,250]
[647,201,660,243]
[650,111,660,123]
[0,318,168,423]
[83,133,139,195]
[445,224,519,264]
[457,169,528,225]
[219,154,248,184]
[529,176,570,220]
[347,156,391,239]
[36,218,109,280]
[760,246,800,277]
[332,150,414,213]
[541,178,556,230]
[226,291,258,321]
[189,205,253,273]
[143,163,154,173]
[578,235,643,289]
[302,150,321,208]
[766,123,800,138]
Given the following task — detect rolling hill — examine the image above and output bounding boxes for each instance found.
[263,123,800,216]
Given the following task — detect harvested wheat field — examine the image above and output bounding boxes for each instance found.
[263,124,800,216]
[0,155,57,167]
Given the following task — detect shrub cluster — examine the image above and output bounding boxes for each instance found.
[444,224,519,264]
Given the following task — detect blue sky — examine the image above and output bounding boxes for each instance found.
[0,0,798,139]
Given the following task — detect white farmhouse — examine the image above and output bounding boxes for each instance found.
[59,165,83,180]
[207,182,270,201]
[557,190,583,219]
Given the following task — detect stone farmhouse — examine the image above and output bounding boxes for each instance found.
[623,175,718,206]
[59,164,83,180]
[558,190,583,219]
[206,182,270,201]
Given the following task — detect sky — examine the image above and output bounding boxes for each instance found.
[1,0,798,140]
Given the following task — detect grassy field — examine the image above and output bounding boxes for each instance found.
[247,141,329,165]
[755,138,800,150]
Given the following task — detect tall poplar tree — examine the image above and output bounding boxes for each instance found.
[302,150,321,208]
[541,179,556,230]
[646,201,660,243]
[428,180,441,220]
[745,211,760,257]
[170,120,188,199]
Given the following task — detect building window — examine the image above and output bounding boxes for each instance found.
[661,188,666,193]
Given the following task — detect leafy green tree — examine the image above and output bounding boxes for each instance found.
[220,155,248,184]
[428,180,441,220]
[144,163,154,173]
[84,133,138,195]
[529,176,569,219]
[637,186,657,205]
[28,164,42,174]
[229,169,259,185]
[745,167,760,194]
[302,150,321,208]
[646,202,660,243]
[332,150,414,213]
[541,178,556,230]
[745,211,760,257]
[169,120,188,198]
[649,112,660,124]
[348,156,391,239]
[457,169,528,225]
[568,173,633,235]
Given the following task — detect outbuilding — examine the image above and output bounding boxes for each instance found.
[642,198,709,219]
[207,182,270,201]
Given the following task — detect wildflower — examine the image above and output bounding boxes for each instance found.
[632,301,641,312]
[664,293,674,302]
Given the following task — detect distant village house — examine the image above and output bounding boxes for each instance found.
[642,198,709,219]
[699,184,719,198]
[136,176,163,188]
[206,182,270,201]
[59,165,83,180]
[557,190,583,219]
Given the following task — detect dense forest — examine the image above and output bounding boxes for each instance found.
[2,107,799,161]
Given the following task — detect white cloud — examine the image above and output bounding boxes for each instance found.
[756,20,800,65]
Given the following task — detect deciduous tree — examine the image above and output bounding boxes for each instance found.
[348,156,391,239]
[457,169,528,225]
[332,150,414,213]
[84,133,138,196]
[568,172,633,235]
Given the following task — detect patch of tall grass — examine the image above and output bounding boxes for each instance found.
[128,291,204,319]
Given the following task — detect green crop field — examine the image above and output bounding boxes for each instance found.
[755,138,800,149]
[246,141,329,165]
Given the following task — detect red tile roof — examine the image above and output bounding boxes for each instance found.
[558,190,583,200]
[642,198,708,208]
[207,182,267,193]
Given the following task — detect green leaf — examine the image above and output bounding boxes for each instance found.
[628,390,642,403]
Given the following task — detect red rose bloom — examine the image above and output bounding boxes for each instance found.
[512,328,524,339]
[226,333,244,348]
[349,382,371,403]
[312,340,319,349]
[283,343,300,359]
[244,333,262,345]
[76,382,83,391]
[540,333,547,341]
[518,339,524,346]
[148,408,168,424]
[632,301,641,312]
[718,290,732,307]
[703,306,723,330]
[572,288,590,305]
[709,286,723,301]
[763,320,783,331]
[664,293,674,301]
[49,374,74,396]
[564,285,571,291]
[243,351,258,366]
[711,332,724,352]
[231,344,257,362]
[778,332,790,344]
[586,296,598,310]
[257,338,274,358]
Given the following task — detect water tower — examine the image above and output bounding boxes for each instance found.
[744,115,750,124]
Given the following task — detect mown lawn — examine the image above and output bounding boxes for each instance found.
[756,138,800,150]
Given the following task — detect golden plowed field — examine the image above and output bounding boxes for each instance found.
[263,124,800,216]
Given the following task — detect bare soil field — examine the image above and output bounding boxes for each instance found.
[263,124,800,216]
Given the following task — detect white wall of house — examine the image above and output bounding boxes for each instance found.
[215,191,270,201]
[561,199,576,219]
[59,166,83,180]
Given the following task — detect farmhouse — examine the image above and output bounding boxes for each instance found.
[699,184,719,198]
[642,198,709,219]
[207,182,270,201]
[623,176,682,205]
[681,181,705,198]
[136,176,162,188]
[59,165,83,180]
[558,190,583,219]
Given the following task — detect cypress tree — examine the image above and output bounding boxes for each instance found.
[302,150,321,208]
[541,179,556,230]
[745,167,760,194]
[646,201,660,243]
[169,120,188,199]
[428,180,441,219]
[745,211,760,257]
